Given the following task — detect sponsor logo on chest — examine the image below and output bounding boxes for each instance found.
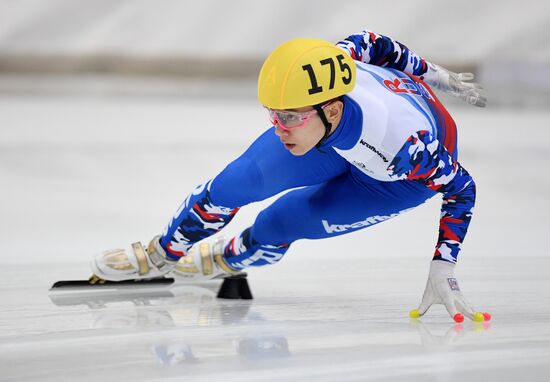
[359,139,388,163]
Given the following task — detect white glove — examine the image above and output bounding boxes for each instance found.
[428,64,487,107]
[410,260,491,323]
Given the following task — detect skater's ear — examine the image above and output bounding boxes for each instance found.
[324,98,344,123]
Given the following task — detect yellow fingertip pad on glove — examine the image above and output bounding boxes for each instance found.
[473,312,485,322]
[409,309,420,319]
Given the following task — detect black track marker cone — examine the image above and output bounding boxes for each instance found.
[217,273,253,300]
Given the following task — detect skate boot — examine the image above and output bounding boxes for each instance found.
[172,237,241,280]
[91,235,176,282]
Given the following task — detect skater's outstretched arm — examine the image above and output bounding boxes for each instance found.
[336,30,486,107]
[387,130,490,322]
[336,30,431,79]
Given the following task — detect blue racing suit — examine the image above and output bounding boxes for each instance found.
[159,30,475,269]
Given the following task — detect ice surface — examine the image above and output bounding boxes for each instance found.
[1,93,550,380]
[2,258,550,381]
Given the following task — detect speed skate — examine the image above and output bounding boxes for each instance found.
[49,236,253,299]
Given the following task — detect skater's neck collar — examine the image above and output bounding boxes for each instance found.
[322,95,362,150]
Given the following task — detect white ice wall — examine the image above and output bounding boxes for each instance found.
[0,0,548,64]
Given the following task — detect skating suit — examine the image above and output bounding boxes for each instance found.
[159,31,475,268]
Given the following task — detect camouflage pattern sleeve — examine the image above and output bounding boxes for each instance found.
[387,131,476,264]
[336,30,437,82]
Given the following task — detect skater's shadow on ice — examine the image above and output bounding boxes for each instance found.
[153,335,291,366]
[48,283,290,364]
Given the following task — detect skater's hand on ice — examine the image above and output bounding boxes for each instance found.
[409,260,491,323]
[429,64,487,107]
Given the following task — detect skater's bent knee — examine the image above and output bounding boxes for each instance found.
[210,157,266,206]
[251,207,292,245]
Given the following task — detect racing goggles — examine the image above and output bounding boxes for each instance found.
[267,102,332,130]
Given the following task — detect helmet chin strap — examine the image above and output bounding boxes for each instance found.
[313,104,332,152]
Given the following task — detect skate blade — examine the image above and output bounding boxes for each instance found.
[50,277,175,290]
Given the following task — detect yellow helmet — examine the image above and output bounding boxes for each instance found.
[258,38,356,110]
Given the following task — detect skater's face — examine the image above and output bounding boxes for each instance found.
[272,100,344,156]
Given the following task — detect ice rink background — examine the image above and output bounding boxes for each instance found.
[1,1,550,380]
